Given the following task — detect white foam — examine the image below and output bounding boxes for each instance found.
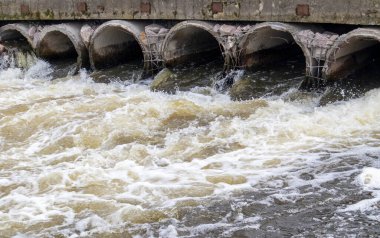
[2,60,380,236]
[359,167,380,190]
[339,167,380,212]
[159,225,178,238]
[24,60,54,81]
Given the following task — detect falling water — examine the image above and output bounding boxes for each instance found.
[0,54,379,237]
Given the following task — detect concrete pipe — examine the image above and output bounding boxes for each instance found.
[239,22,314,76]
[37,23,89,71]
[161,20,225,68]
[89,20,149,70]
[323,28,380,80]
[0,23,36,49]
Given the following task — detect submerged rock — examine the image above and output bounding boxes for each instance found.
[15,51,27,68]
[229,77,261,101]
[14,51,37,69]
[318,87,347,106]
[0,44,6,54]
[150,68,176,93]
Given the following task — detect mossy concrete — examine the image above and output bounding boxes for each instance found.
[0,0,379,25]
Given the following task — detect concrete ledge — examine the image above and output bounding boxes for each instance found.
[0,0,380,26]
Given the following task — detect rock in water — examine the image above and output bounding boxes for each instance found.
[150,68,176,93]
[0,44,6,54]
[15,51,28,69]
[318,87,345,106]
[229,78,258,101]
[229,74,270,101]
[26,52,37,68]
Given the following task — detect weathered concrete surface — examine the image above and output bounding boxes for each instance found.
[323,28,380,80]
[296,30,339,78]
[37,23,89,70]
[0,0,380,25]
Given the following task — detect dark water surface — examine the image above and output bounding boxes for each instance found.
[0,54,380,237]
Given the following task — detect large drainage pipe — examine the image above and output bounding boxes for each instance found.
[89,20,149,71]
[0,23,35,49]
[323,28,380,80]
[238,22,314,76]
[161,20,225,68]
[0,23,40,69]
[36,23,89,72]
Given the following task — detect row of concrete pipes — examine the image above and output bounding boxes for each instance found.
[0,20,379,80]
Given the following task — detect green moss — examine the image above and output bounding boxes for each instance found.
[12,13,20,20]
[43,9,55,19]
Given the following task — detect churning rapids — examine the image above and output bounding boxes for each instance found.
[1,56,380,238]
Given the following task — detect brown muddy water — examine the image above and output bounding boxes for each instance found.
[0,54,380,238]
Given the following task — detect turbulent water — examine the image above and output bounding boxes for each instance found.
[1,58,380,238]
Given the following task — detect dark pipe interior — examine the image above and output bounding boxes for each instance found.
[241,28,304,70]
[327,37,380,80]
[151,26,225,93]
[38,31,80,78]
[318,38,380,105]
[163,26,223,68]
[230,29,306,101]
[39,31,77,61]
[92,27,143,69]
[0,30,31,51]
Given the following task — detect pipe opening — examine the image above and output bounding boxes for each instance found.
[0,29,37,70]
[319,36,380,105]
[241,27,304,70]
[163,26,223,68]
[38,30,80,77]
[0,30,32,51]
[326,37,380,80]
[39,31,78,62]
[152,25,225,93]
[230,27,306,101]
[91,27,143,70]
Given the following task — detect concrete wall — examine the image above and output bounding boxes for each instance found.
[0,0,379,25]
